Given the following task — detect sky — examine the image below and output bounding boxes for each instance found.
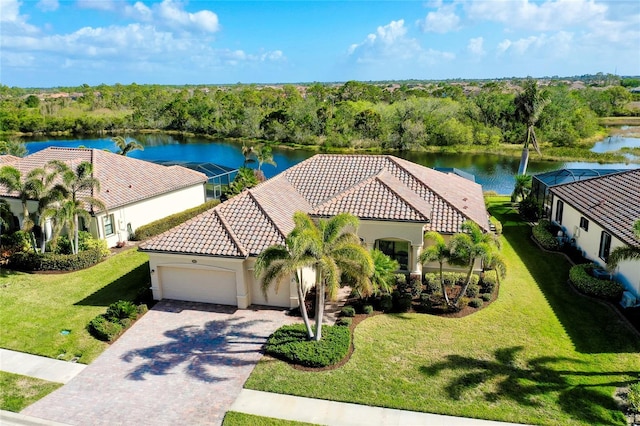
[1,0,639,88]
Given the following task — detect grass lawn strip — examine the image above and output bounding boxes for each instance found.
[0,249,150,364]
[222,412,320,426]
[245,198,640,426]
[0,371,62,412]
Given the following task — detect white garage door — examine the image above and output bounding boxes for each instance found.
[159,266,237,306]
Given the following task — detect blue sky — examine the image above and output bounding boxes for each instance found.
[1,0,639,87]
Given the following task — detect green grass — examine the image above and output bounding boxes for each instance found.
[222,412,319,426]
[0,249,150,363]
[246,197,640,426]
[0,371,62,412]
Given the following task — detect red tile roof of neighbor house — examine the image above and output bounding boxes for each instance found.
[0,155,21,165]
[0,147,207,212]
[549,168,640,247]
[140,154,489,258]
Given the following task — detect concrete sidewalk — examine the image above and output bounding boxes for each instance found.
[0,349,86,384]
[230,389,526,426]
[0,410,70,426]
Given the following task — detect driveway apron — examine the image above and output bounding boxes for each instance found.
[22,300,295,426]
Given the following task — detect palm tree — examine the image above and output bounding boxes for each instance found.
[291,212,373,341]
[607,219,640,270]
[511,174,532,203]
[241,142,255,167]
[447,221,496,307]
[48,160,105,254]
[514,80,550,175]
[29,166,61,253]
[484,250,507,288]
[112,136,144,156]
[370,249,399,296]
[0,165,47,232]
[255,233,315,339]
[0,198,12,245]
[254,144,277,171]
[419,231,451,306]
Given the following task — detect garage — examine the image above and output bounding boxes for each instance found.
[158,266,237,306]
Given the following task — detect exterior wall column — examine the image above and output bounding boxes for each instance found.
[411,244,423,276]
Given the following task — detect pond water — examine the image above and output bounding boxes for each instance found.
[590,134,640,155]
[23,134,640,195]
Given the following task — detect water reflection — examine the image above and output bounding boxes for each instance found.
[24,134,639,195]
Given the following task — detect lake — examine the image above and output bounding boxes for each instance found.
[23,134,640,195]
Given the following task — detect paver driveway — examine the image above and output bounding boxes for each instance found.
[22,300,295,426]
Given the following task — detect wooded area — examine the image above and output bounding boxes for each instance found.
[1,77,638,151]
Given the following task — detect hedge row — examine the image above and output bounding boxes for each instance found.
[88,300,148,342]
[131,199,220,241]
[569,263,625,301]
[265,323,350,367]
[9,247,106,272]
[533,220,560,251]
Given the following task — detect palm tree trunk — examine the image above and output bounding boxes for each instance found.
[439,261,450,306]
[454,262,475,307]
[314,279,325,342]
[297,270,314,339]
[517,147,530,175]
[73,214,79,255]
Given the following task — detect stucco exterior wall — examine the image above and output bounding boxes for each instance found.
[358,220,426,274]
[551,195,640,298]
[94,184,205,247]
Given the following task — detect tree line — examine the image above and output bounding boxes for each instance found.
[1,78,636,151]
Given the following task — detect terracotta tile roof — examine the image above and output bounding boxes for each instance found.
[0,147,207,212]
[0,155,21,165]
[141,154,489,257]
[550,168,640,247]
[140,209,245,257]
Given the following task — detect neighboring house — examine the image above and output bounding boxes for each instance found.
[140,154,489,309]
[549,168,640,301]
[0,147,207,247]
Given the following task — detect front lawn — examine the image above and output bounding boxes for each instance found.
[245,198,640,426]
[0,371,61,412]
[0,249,150,364]
[222,412,318,426]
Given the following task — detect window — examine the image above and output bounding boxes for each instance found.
[599,231,611,262]
[375,240,409,271]
[555,200,564,224]
[103,214,115,236]
[579,217,589,231]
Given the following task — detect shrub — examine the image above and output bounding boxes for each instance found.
[336,318,352,327]
[397,273,422,298]
[628,381,640,413]
[393,291,413,313]
[340,305,356,317]
[379,294,393,312]
[519,196,542,221]
[265,324,350,367]
[423,273,441,294]
[533,220,560,251]
[457,297,469,309]
[469,298,484,308]
[105,300,138,322]
[569,264,624,300]
[465,282,480,298]
[88,315,123,342]
[80,236,110,257]
[3,230,31,253]
[481,293,492,302]
[362,304,373,315]
[132,199,220,241]
[480,275,496,294]
[489,216,503,236]
[9,247,105,272]
[394,273,406,287]
[419,294,433,310]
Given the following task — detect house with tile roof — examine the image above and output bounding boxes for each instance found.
[549,168,640,302]
[0,147,207,248]
[140,154,489,309]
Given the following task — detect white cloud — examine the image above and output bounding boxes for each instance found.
[348,19,455,69]
[465,0,608,32]
[0,0,39,34]
[123,2,152,22]
[76,0,117,12]
[417,4,461,33]
[497,31,574,56]
[467,37,485,56]
[37,0,59,12]
[155,0,219,33]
